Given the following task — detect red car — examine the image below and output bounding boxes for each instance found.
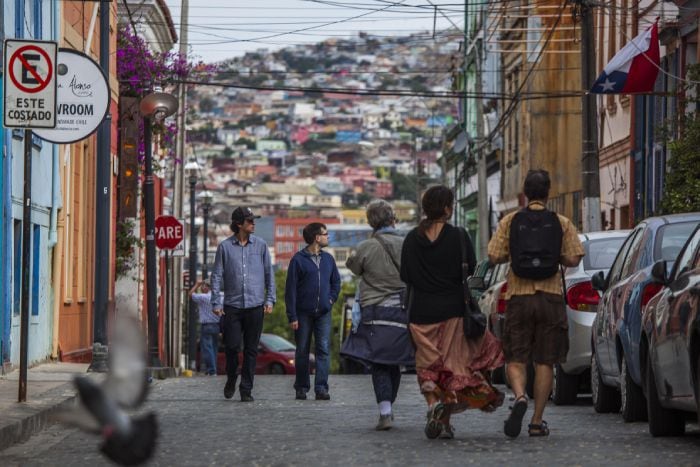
[198,333,314,375]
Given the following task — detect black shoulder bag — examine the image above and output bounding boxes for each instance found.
[457,227,487,339]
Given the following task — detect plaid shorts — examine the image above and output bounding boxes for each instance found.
[502,292,568,365]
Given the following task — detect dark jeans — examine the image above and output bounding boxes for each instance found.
[222,305,264,394]
[371,363,401,403]
[294,311,331,394]
[200,323,220,375]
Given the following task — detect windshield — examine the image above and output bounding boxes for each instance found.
[260,334,296,352]
[583,237,627,271]
[654,221,699,262]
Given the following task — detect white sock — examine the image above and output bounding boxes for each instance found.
[378,401,392,416]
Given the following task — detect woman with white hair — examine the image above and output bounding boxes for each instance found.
[341,199,414,431]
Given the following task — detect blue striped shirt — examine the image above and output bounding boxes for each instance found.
[210,234,275,310]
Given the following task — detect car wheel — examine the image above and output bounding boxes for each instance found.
[645,352,685,436]
[552,363,579,405]
[620,357,647,422]
[268,363,285,375]
[591,352,621,413]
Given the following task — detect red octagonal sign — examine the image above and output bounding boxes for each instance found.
[155,215,184,249]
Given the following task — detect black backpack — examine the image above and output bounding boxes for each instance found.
[509,208,563,280]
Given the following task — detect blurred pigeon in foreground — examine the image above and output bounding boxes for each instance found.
[54,315,157,466]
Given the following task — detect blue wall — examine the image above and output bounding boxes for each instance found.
[5,0,57,366]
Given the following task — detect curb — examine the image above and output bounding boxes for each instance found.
[0,382,77,452]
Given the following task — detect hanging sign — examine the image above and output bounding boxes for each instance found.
[3,39,58,129]
[35,48,110,143]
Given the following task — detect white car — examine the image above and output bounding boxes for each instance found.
[552,230,630,405]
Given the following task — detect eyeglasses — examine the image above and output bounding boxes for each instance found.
[318,232,328,236]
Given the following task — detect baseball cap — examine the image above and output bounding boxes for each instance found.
[231,207,261,224]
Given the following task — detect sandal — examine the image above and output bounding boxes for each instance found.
[424,402,446,439]
[503,395,528,438]
[528,420,550,437]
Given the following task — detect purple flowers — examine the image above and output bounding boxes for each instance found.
[117,25,217,164]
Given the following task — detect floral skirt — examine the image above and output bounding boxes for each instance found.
[410,316,505,413]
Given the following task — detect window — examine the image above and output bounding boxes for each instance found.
[607,230,637,286]
[13,220,22,316]
[276,226,284,237]
[674,226,700,276]
[584,237,626,271]
[32,225,40,316]
[335,249,348,262]
[655,221,699,263]
[15,0,24,37]
[620,226,647,279]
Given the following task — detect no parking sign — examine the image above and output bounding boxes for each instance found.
[3,39,57,129]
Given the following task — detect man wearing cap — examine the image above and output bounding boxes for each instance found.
[210,207,275,402]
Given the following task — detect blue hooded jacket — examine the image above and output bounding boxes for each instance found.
[285,249,341,322]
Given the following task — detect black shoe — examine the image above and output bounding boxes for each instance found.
[240,393,254,402]
[224,378,236,399]
[315,391,330,400]
[295,390,307,400]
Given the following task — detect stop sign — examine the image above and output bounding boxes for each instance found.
[155,215,184,249]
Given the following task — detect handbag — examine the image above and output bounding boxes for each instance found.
[457,227,487,339]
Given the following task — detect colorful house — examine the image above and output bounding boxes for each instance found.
[2,0,60,367]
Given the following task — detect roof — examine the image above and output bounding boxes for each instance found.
[156,0,178,43]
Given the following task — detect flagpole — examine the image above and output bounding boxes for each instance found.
[579,0,601,233]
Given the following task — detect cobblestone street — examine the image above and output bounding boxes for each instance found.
[2,375,699,466]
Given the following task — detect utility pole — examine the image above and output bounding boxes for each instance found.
[171,0,189,369]
[476,7,489,259]
[579,0,601,232]
[89,0,112,373]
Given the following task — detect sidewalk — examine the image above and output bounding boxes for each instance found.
[0,362,88,452]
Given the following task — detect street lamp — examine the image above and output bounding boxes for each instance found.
[140,87,178,367]
[199,190,214,280]
[184,157,201,370]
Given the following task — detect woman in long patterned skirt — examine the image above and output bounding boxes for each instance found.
[400,185,505,439]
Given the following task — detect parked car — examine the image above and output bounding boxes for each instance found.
[198,333,314,376]
[640,224,700,436]
[470,262,509,385]
[469,259,497,300]
[552,230,630,405]
[591,214,700,421]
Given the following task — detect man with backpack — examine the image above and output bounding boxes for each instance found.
[488,169,584,439]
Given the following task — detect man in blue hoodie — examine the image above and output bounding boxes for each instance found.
[285,222,341,401]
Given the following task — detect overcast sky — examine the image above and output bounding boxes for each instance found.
[163,0,464,63]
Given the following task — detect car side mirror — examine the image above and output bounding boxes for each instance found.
[467,276,486,290]
[591,271,607,292]
[257,345,266,353]
[650,260,668,285]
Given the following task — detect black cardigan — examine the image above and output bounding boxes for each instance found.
[400,223,476,324]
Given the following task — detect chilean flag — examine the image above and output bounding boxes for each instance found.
[591,22,660,94]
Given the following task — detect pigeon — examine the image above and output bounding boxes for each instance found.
[54,314,158,466]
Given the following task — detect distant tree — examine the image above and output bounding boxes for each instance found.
[235,137,256,149]
[659,64,700,214]
[390,172,418,201]
[357,192,372,206]
[222,146,234,157]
